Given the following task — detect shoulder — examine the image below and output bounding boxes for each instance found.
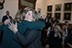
[3,15,7,17]
[2,15,7,18]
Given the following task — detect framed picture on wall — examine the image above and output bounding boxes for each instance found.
[55,4,62,11]
[19,0,36,9]
[47,13,52,19]
[0,0,5,9]
[63,13,71,20]
[47,5,52,12]
[55,13,61,20]
[64,3,72,11]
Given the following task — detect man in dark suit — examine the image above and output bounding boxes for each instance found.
[45,16,50,29]
[2,11,12,22]
[13,30,42,48]
[39,16,43,21]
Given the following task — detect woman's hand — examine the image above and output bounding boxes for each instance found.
[45,44,49,48]
[58,33,61,38]
[8,22,18,34]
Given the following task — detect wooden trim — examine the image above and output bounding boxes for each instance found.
[19,0,36,9]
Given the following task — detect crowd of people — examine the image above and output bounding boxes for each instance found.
[40,16,72,48]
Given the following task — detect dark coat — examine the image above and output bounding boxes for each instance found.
[47,31,62,48]
[13,30,42,48]
[2,15,12,22]
[65,34,72,48]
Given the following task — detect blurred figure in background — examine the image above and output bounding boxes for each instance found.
[46,26,62,48]
[39,16,43,21]
[2,11,12,22]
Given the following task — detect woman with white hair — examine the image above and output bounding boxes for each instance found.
[0,7,45,48]
[46,26,62,48]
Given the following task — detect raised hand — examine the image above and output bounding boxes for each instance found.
[8,22,18,34]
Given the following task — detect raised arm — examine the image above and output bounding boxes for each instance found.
[0,24,5,33]
[26,21,45,30]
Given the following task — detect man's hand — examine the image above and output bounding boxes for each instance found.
[4,19,10,25]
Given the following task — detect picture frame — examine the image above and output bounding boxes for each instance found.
[47,13,52,19]
[47,5,52,12]
[63,13,71,20]
[19,0,35,9]
[55,13,61,20]
[0,0,5,9]
[0,3,3,9]
[0,0,5,3]
[55,4,62,11]
[64,2,72,11]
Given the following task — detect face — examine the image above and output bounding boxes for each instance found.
[54,28,59,32]
[62,25,66,29]
[65,22,69,26]
[24,11,33,21]
[6,11,10,16]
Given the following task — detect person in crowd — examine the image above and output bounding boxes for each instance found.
[65,21,71,35]
[39,16,43,21]
[51,18,55,23]
[0,11,12,45]
[41,28,47,47]
[65,29,72,48]
[61,24,68,48]
[55,18,59,24]
[0,7,45,48]
[2,11,12,22]
[45,16,50,29]
[47,22,56,35]
[46,26,62,48]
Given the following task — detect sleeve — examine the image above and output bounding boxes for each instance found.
[2,16,5,22]
[27,21,45,30]
[10,16,12,19]
[47,27,51,34]
[0,24,5,34]
[64,35,71,44]
[13,30,41,46]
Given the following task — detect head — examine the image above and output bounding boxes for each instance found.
[15,7,40,22]
[65,21,69,26]
[6,11,10,16]
[54,26,62,33]
[41,16,42,18]
[61,24,66,30]
[24,7,40,21]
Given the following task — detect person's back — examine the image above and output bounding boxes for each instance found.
[22,30,41,48]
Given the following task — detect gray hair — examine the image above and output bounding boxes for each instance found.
[15,7,40,23]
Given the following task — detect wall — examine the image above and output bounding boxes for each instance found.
[0,0,18,22]
[36,0,72,23]
[35,0,47,18]
[47,0,72,23]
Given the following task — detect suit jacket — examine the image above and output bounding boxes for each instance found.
[13,30,42,48]
[45,18,49,23]
[2,15,12,22]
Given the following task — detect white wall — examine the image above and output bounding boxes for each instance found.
[0,0,18,22]
[36,0,72,23]
[35,0,47,18]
